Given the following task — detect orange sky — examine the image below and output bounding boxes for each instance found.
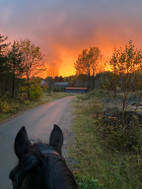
[1,0,142,78]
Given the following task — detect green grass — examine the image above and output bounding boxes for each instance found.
[70,89,142,189]
[0,92,69,123]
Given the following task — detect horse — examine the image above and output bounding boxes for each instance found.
[9,125,77,189]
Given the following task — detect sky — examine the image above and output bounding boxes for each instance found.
[0,0,142,77]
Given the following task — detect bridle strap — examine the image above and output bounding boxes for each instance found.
[9,146,63,188]
[35,143,62,158]
[38,146,65,161]
[9,155,39,188]
[40,149,61,157]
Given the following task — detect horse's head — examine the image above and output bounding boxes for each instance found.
[9,125,77,189]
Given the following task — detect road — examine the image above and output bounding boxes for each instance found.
[0,96,74,189]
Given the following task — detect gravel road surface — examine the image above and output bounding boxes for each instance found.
[0,96,75,189]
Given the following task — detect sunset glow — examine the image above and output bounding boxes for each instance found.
[1,0,142,77]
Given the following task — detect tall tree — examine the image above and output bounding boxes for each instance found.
[8,41,25,98]
[0,34,10,96]
[47,62,59,89]
[109,40,142,122]
[74,49,91,88]
[16,39,44,97]
[47,62,59,78]
[74,47,102,88]
[89,47,102,88]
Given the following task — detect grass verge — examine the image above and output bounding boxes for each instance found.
[70,90,142,189]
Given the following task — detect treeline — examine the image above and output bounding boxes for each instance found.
[0,34,44,99]
[74,40,142,94]
[74,40,142,91]
[74,40,142,121]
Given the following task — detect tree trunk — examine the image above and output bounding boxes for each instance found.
[26,72,30,98]
[92,71,95,89]
[12,74,15,98]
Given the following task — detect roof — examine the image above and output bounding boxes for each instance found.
[54,82,69,86]
[65,87,87,90]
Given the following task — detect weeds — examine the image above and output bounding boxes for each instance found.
[71,89,142,189]
[77,174,101,189]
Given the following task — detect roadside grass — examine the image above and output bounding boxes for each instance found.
[70,89,142,189]
[0,92,68,123]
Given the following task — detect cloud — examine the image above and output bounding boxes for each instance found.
[1,0,142,76]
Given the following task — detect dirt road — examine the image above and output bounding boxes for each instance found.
[0,96,75,189]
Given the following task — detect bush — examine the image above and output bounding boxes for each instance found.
[23,99,30,105]
[29,84,42,101]
[0,99,11,113]
[103,112,142,152]
[0,99,19,113]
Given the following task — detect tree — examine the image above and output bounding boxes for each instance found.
[54,76,64,82]
[47,62,59,89]
[89,47,102,89]
[47,62,59,78]
[16,39,44,97]
[109,40,142,122]
[0,34,10,96]
[74,46,102,88]
[74,49,90,84]
[101,71,118,96]
[7,41,25,98]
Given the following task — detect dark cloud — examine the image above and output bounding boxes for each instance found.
[1,0,142,75]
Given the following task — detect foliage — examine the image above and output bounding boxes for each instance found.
[47,62,59,78]
[108,40,142,121]
[16,39,44,97]
[71,90,142,189]
[16,39,44,78]
[102,113,142,152]
[100,71,118,95]
[109,40,142,75]
[7,41,25,98]
[0,98,19,113]
[29,83,42,101]
[0,34,10,96]
[0,34,45,100]
[0,99,11,113]
[74,46,102,88]
[77,175,101,189]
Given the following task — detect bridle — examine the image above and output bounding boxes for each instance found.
[9,155,40,189]
[9,145,62,189]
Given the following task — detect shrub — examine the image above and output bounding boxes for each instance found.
[103,112,142,152]
[23,99,30,105]
[0,99,11,113]
[29,84,42,101]
[0,98,19,113]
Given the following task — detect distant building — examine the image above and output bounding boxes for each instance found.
[65,87,88,94]
[54,82,69,91]
[41,80,46,86]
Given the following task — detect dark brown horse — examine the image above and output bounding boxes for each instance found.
[9,125,77,189]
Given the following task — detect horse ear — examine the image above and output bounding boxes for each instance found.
[49,125,63,152]
[14,126,31,159]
